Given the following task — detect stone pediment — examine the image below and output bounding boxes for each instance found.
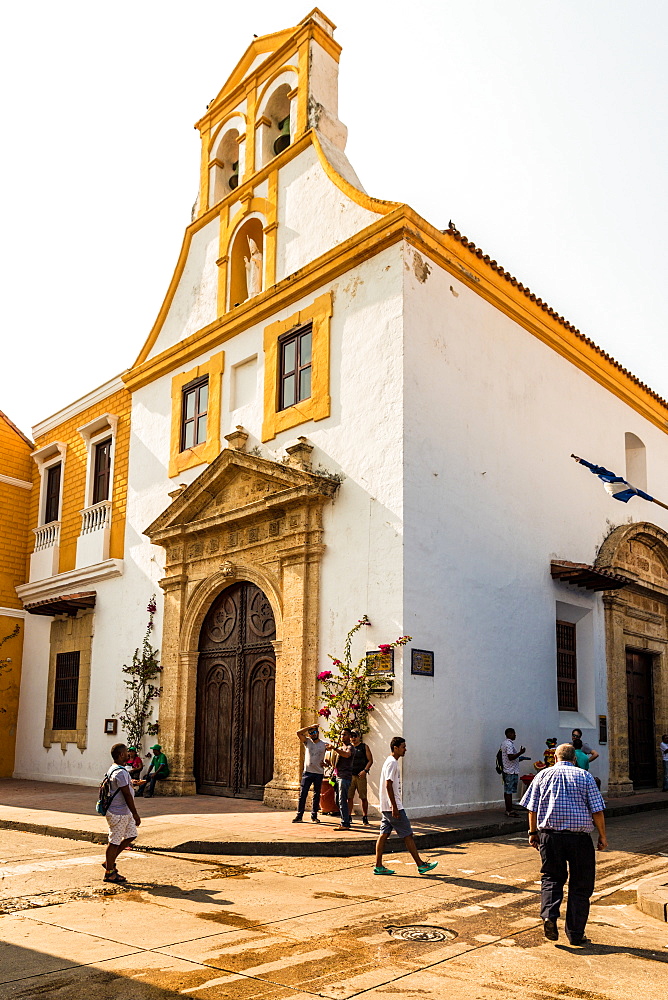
[145,447,339,541]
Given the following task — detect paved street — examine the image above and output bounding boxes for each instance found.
[0,812,666,999]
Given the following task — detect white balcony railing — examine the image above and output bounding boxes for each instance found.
[80,501,112,535]
[33,521,61,551]
[76,501,112,569]
[30,522,61,581]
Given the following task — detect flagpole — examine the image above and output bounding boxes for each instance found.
[571,453,668,511]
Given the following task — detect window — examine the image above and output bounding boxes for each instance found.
[92,438,112,504]
[44,463,61,524]
[181,377,209,451]
[556,620,578,711]
[279,324,312,410]
[52,651,80,730]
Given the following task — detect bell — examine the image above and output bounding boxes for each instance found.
[273,115,290,156]
[228,160,239,190]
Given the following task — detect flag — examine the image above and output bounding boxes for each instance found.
[571,455,654,503]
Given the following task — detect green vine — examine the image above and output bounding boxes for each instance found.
[0,624,20,715]
[119,597,163,748]
[317,616,411,742]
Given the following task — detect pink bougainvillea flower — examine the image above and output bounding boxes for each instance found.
[378,644,392,655]
[317,670,333,681]
[147,601,157,615]
[331,658,342,667]
[351,703,360,710]
[367,704,375,711]
[318,707,331,718]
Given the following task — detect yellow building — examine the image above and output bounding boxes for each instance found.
[0,410,33,777]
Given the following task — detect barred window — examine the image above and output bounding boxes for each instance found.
[556,620,578,711]
[52,651,80,730]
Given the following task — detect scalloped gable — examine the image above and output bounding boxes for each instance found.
[145,448,339,538]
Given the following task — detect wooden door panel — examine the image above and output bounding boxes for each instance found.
[626,649,656,788]
[244,657,276,792]
[196,582,276,797]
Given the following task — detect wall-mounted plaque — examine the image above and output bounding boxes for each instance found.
[104,718,118,735]
[366,649,394,675]
[411,649,434,676]
[369,677,394,696]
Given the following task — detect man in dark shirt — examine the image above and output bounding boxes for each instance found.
[347,730,373,825]
[333,728,353,831]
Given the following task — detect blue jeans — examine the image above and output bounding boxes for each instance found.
[336,776,351,826]
[296,772,323,818]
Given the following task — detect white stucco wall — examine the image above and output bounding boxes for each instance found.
[275,145,382,283]
[400,242,668,816]
[147,218,220,359]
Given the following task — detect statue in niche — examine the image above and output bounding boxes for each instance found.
[244,237,263,298]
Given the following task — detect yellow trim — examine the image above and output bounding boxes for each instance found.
[125,204,668,438]
[256,65,299,110]
[134,130,392,369]
[297,41,309,136]
[196,19,340,135]
[208,111,248,153]
[168,351,224,478]
[262,293,332,442]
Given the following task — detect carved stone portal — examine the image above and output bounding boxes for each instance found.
[144,446,339,807]
[596,522,668,796]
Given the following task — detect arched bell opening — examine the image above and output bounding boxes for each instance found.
[625,432,647,492]
[194,580,276,798]
[229,216,264,308]
[209,128,241,206]
[261,84,291,166]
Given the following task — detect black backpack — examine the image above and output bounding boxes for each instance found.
[95,765,125,815]
[495,748,504,775]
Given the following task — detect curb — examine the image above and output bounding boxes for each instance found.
[636,873,668,922]
[1,795,667,857]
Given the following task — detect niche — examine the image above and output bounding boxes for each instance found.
[209,128,241,207]
[261,84,291,167]
[625,432,647,490]
[229,217,264,308]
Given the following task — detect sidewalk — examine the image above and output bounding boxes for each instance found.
[0,778,666,857]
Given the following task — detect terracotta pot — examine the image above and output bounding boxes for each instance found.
[319,778,339,815]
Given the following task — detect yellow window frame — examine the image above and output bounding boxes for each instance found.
[169,351,224,477]
[262,293,332,442]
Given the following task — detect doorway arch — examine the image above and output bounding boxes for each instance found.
[195,580,276,798]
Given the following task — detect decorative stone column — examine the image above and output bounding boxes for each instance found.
[156,574,197,795]
[603,593,634,796]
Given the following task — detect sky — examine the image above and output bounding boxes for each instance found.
[2,1,667,439]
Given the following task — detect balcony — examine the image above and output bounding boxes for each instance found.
[75,501,112,569]
[30,522,61,581]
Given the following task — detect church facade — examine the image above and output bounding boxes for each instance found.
[12,9,668,816]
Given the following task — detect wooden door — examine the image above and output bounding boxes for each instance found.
[626,649,656,788]
[195,582,276,798]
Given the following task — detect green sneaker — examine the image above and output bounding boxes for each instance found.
[417,861,438,874]
[373,865,396,875]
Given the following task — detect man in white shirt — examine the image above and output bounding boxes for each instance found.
[500,727,526,817]
[661,733,668,792]
[373,737,437,876]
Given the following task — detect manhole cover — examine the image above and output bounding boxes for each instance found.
[385,924,457,942]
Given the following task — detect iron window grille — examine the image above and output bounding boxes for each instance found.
[181,376,209,451]
[44,463,62,524]
[53,651,80,730]
[556,620,578,711]
[278,323,312,410]
[92,438,112,504]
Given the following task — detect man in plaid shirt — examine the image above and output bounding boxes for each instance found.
[520,742,607,946]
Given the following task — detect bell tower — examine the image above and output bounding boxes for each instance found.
[192,9,351,313]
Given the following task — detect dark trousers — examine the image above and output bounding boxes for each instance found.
[296,772,323,818]
[136,773,164,797]
[336,776,351,826]
[538,831,596,942]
